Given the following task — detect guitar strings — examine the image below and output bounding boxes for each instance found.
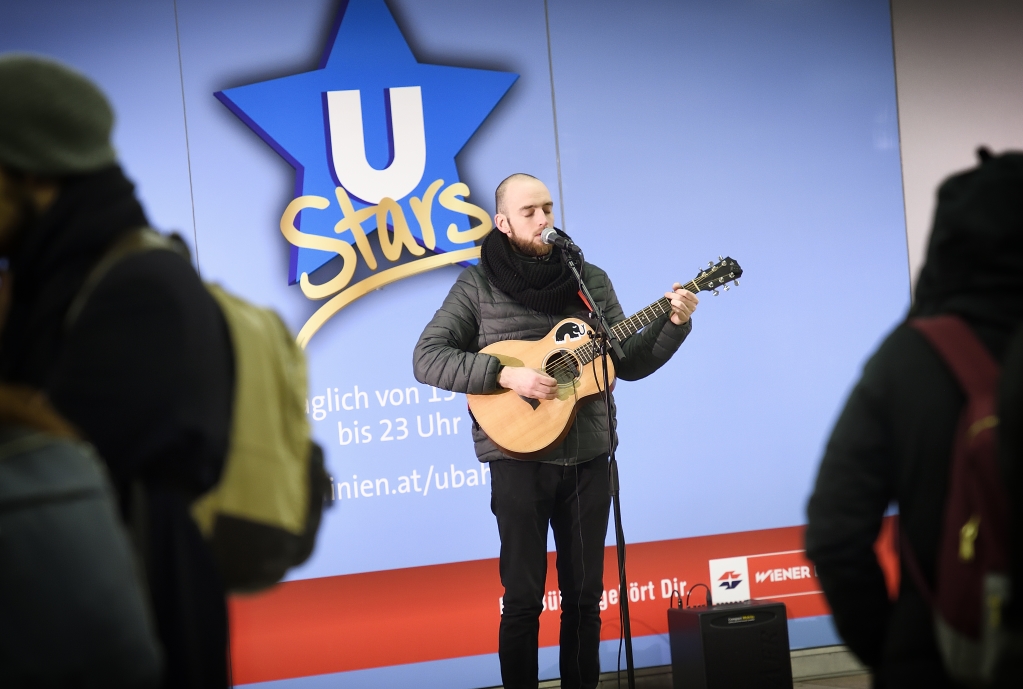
[540,277,710,380]
[541,294,685,381]
[543,295,684,380]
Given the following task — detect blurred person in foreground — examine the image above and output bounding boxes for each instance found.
[805,149,1023,688]
[0,54,234,688]
[0,385,161,687]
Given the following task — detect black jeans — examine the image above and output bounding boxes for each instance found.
[490,456,611,689]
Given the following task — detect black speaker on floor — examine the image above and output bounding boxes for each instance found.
[667,599,792,689]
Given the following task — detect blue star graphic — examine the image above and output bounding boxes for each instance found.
[216,0,518,283]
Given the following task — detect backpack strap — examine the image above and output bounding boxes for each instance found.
[909,315,999,398]
[902,315,1002,606]
[64,227,186,330]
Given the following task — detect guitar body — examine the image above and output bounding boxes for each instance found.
[466,317,615,460]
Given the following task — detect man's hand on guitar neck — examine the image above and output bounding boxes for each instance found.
[666,283,699,326]
[497,366,558,400]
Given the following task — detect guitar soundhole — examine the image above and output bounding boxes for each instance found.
[544,350,581,386]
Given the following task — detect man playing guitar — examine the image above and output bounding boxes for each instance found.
[413,173,697,689]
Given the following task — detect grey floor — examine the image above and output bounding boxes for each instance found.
[526,646,871,689]
[588,670,871,688]
[794,675,871,689]
[535,665,871,689]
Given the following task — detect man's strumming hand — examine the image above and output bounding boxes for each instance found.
[498,366,558,400]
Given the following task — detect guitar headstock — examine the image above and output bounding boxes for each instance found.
[688,256,742,296]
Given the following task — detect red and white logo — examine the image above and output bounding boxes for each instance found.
[718,571,743,589]
[708,556,750,604]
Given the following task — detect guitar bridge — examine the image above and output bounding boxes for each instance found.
[519,395,540,410]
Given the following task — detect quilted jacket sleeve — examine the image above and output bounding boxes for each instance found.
[413,269,503,395]
[595,269,692,381]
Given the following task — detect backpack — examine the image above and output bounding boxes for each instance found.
[904,315,1011,686]
[0,426,163,687]
[68,228,330,592]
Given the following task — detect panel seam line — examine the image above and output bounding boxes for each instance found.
[888,0,912,300]
[543,0,566,230]
[172,0,201,275]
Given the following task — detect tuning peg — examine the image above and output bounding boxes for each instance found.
[712,289,719,296]
[718,256,723,262]
[733,279,739,287]
[707,261,713,268]
[723,285,729,291]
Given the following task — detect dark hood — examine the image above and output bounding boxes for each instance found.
[910,149,1023,331]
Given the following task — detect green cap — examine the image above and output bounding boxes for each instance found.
[0,53,117,175]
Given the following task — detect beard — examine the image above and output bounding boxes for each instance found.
[508,233,550,257]
[505,222,553,258]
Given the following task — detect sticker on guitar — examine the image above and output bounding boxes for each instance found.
[554,322,587,343]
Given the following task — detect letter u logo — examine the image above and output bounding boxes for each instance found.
[326,86,426,204]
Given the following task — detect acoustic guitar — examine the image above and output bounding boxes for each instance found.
[466,257,742,459]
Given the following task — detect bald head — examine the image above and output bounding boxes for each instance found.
[495,173,540,216]
[493,173,554,257]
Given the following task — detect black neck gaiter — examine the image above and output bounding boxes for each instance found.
[480,229,582,315]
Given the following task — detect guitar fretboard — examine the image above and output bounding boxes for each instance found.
[574,280,698,366]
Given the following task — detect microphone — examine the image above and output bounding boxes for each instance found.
[541,227,583,256]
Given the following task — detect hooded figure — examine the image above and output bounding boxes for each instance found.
[0,54,234,688]
[805,149,1023,689]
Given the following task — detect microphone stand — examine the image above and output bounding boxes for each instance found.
[561,246,636,689]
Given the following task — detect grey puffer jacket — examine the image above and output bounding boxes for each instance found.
[413,261,691,464]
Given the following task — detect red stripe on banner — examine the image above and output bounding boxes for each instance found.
[228,522,898,684]
[875,514,901,599]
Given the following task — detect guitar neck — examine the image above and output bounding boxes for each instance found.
[609,279,698,342]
